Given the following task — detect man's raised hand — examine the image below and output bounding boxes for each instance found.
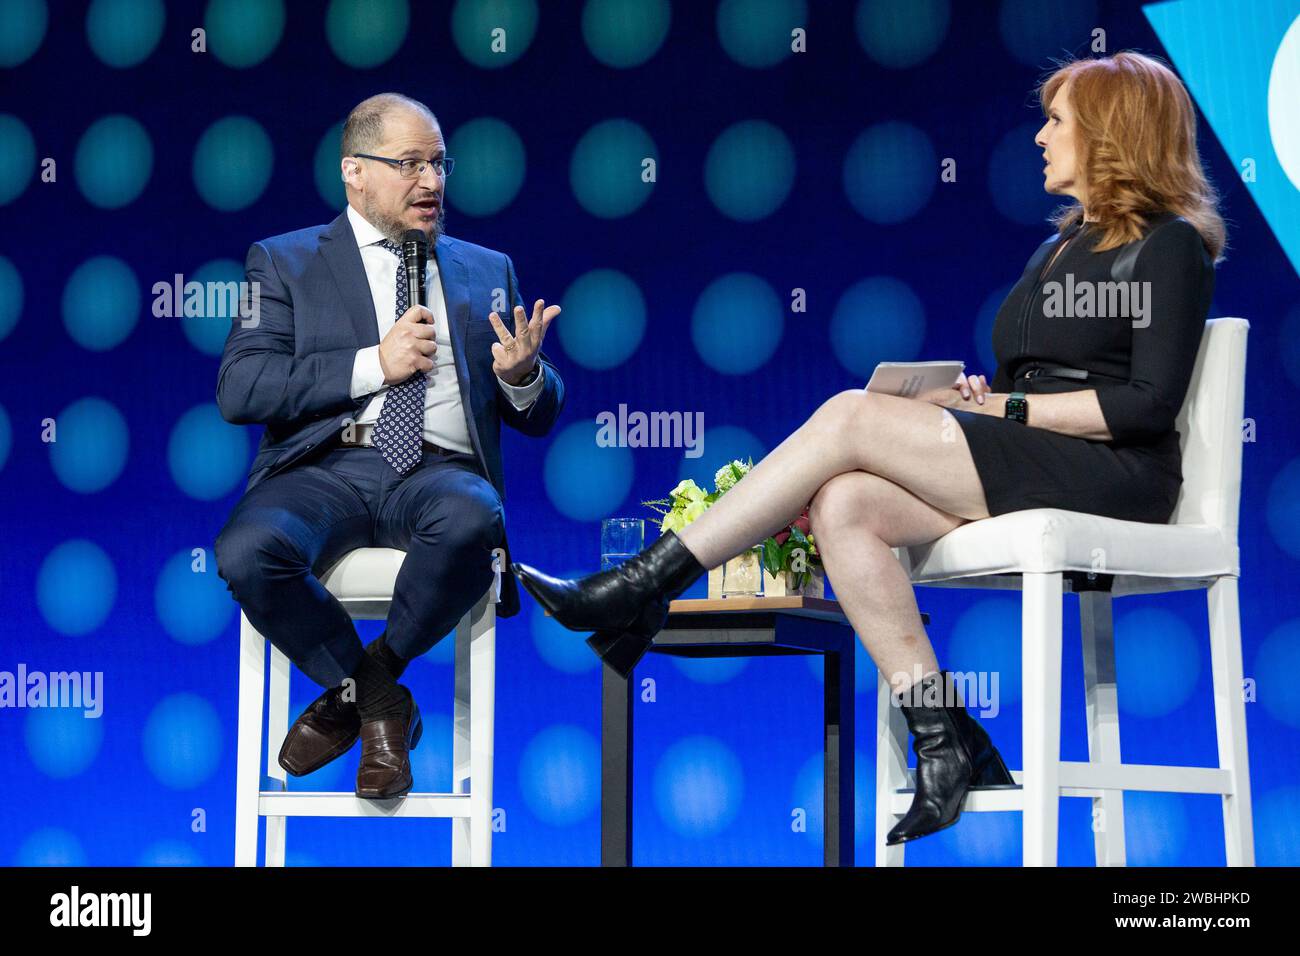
[489,299,560,385]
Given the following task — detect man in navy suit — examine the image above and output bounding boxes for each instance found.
[214,93,564,798]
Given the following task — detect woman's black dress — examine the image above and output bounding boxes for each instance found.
[948,209,1216,524]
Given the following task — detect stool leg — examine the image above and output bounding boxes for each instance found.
[1208,577,1254,866]
[452,589,496,867]
[235,612,266,867]
[1080,590,1126,866]
[875,670,907,867]
[264,645,291,867]
[1022,571,1063,867]
[469,593,496,867]
[452,602,472,867]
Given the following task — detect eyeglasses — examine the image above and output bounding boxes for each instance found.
[353,153,455,179]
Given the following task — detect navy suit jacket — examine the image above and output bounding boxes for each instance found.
[216,209,565,617]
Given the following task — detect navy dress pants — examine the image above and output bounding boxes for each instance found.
[214,444,505,689]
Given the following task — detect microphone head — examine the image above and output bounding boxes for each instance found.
[401,229,428,308]
[401,229,427,266]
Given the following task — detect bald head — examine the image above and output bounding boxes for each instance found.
[341,93,439,161]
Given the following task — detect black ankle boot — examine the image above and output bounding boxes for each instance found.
[512,531,707,677]
[886,670,1017,846]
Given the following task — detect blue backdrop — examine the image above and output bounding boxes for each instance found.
[2,0,1299,867]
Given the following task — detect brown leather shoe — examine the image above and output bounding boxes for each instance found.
[277,638,390,777]
[355,686,422,799]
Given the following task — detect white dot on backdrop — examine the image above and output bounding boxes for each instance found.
[48,397,129,494]
[36,538,117,636]
[842,122,936,224]
[829,276,926,378]
[142,693,223,789]
[652,735,745,838]
[14,828,87,866]
[691,273,783,375]
[556,268,646,370]
[542,420,634,522]
[1252,618,1300,730]
[62,255,139,351]
[569,118,658,218]
[517,724,600,826]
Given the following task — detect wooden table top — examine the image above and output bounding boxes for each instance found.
[667,595,850,624]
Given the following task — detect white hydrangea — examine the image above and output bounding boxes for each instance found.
[714,459,750,493]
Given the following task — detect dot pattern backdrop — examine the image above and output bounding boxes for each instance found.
[2,0,1299,867]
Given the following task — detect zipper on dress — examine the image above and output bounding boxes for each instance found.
[1018,223,1081,372]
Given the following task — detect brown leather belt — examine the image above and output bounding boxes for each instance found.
[339,422,456,456]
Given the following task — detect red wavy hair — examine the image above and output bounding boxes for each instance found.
[1037,51,1227,264]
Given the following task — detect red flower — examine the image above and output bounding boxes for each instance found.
[772,506,812,547]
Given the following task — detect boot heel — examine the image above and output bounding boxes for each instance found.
[410,713,423,751]
[970,747,1017,788]
[586,630,653,678]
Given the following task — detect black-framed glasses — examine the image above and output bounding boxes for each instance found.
[353,153,455,179]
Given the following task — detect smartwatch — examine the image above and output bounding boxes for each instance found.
[1005,391,1028,424]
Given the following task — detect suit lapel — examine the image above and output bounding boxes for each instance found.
[319,210,381,348]
[434,235,489,473]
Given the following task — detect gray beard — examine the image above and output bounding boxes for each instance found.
[363,194,446,245]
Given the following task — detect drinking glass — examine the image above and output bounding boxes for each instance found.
[601,518,645,571]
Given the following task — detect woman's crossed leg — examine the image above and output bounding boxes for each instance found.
[676,388,992,691]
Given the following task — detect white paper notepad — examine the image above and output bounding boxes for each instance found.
[865,361,965,398]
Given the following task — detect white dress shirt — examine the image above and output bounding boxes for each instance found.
[346,204,544,454]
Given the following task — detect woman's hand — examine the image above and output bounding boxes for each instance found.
[916,373,991,408]
[955,373,990,405]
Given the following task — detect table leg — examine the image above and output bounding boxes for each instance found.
[823,640,856,866]
[601,661,634,866]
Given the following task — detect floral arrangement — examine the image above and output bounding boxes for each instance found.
[642,459,822,587]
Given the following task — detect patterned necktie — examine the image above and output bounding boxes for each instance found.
[371,240,428,476]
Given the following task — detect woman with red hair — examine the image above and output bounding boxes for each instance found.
[516,51,1226,846]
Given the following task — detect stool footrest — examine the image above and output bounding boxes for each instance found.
[259,791,473,819]
[886,762,1233,815]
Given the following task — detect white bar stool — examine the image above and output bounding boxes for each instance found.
[234,547,501,866]
[877,318,1254,867]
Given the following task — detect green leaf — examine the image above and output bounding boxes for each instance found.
[762,538,781,575]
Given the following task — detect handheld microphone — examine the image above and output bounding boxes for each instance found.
[401,229,427,314]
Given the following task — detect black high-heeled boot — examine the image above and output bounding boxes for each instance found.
[512,530,707,677]
[886,670,1017,846]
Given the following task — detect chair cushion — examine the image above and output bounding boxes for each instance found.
[895,509,1237,591]
[318,548,406,601]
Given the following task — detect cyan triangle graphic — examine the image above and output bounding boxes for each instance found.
[1144,0,1300,277]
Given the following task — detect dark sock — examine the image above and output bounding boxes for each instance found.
[367,631,409,681]
[351,652,409,722]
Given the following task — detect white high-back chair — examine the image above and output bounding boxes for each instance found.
[878,317,1252,866]
[234,548,500,866]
